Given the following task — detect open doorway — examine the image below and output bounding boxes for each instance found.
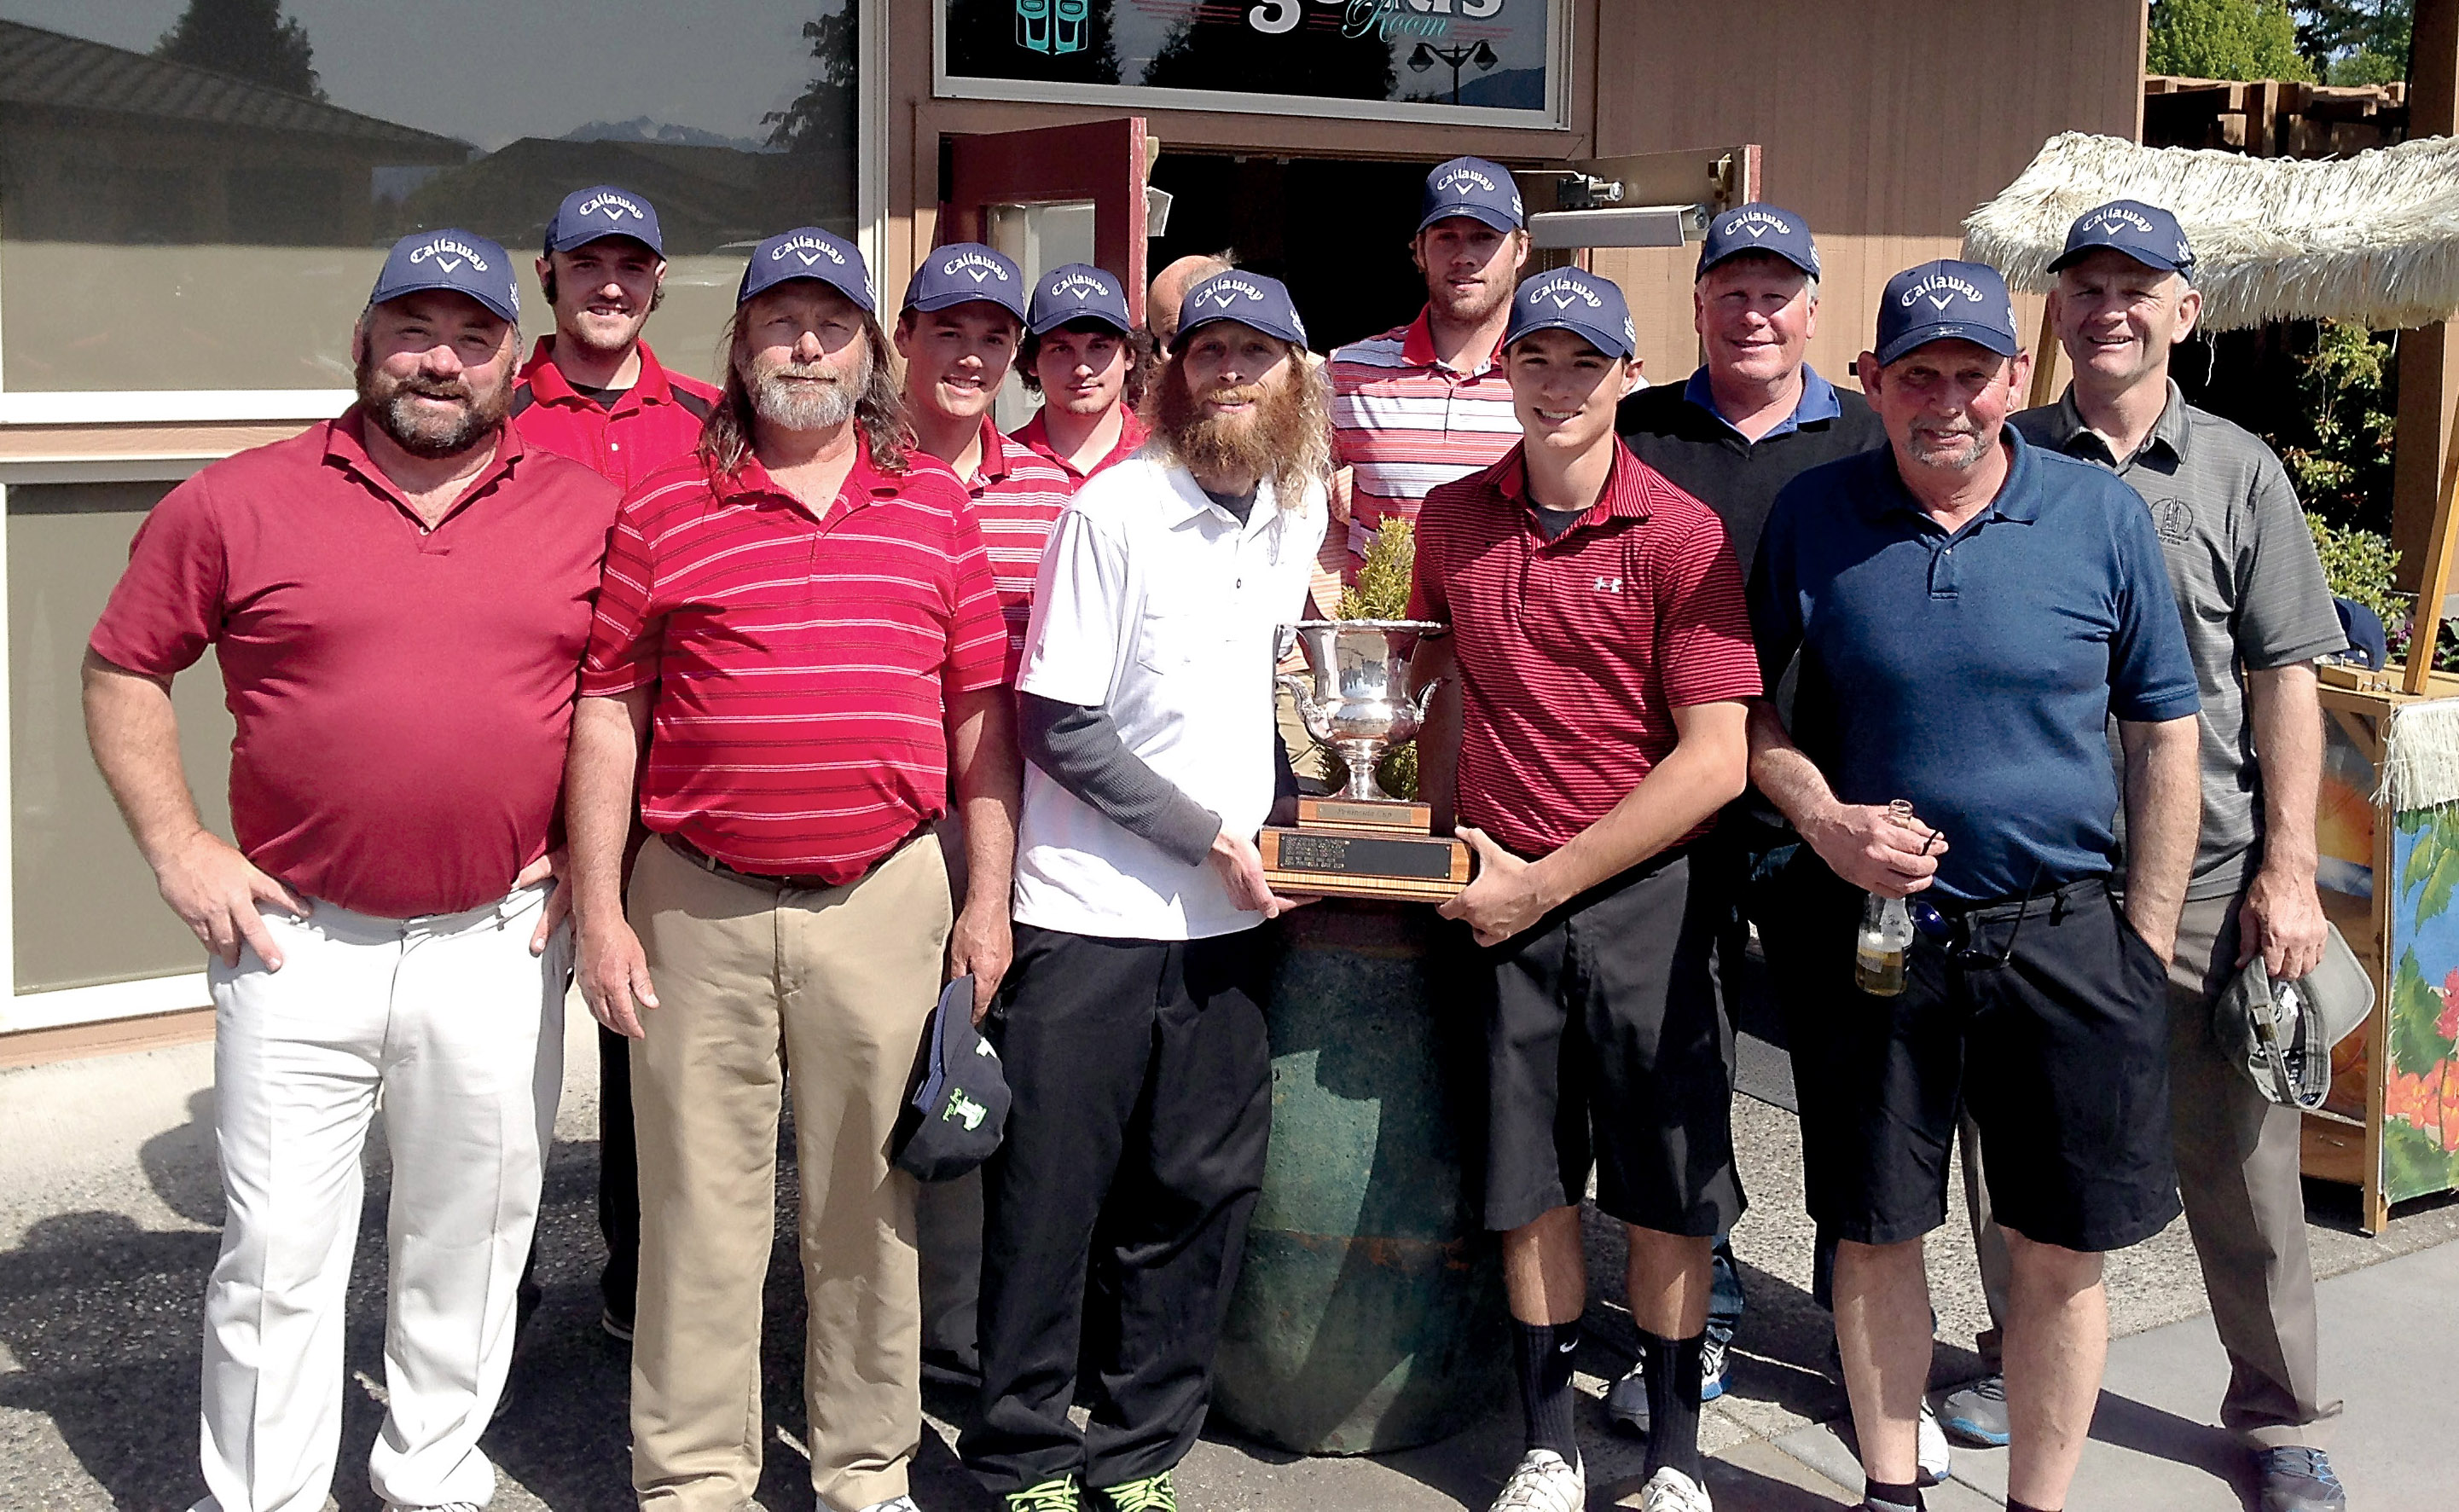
[1147,154,1439,353]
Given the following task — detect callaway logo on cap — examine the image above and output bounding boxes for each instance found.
[1873,258,2020,367]
[545,184,664,256]
[1696,200,1820,280]
[1171,269,1308,351]
[736,226,875,312]
[1503,266,1636,360]
[1419,154,1524,235]
[2047,198,2195,280]
[1028,262,1132,335]
[900,241,1028,322]
[368,229,519,323]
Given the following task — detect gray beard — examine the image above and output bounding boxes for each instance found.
[749,360,864,432]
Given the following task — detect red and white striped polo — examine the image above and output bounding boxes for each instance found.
[1012,406,1148,486]
[581,448,1007,882]
[1407,441,1761,860]
[961,415,1079,683]
[1329,309,1522,568]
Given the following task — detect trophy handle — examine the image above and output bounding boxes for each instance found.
[1406,674,1445,730]
[1277,672,1332,742]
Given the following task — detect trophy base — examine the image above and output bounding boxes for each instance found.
[1296,795,1434,833]
[1257,824,1471,902]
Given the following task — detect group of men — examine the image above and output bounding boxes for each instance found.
[81,152,2348,1512]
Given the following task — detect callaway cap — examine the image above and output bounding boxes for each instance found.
[1504,266,1638,361]
[368,229,519,323]
[544,185,664,256]
[1418,155,1525,235]
[736,226,874,312]
[1171,269,1308,351]
[890,975,1012,1182]
[1874,259,2021,367]
[1696,201,1821,280]
[1028,263,1134,336]
[2047,198,2196,279]
[901,241,1029,322]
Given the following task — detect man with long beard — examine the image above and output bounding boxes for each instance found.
[1328,156,1532,571]
[565,226,1018,1512]
[962,270,1328,1512]
[84,230,613,1512]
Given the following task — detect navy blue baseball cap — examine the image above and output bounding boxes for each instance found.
[1028,263,1133,335]
[1874,259,2021,367]
[736,226,874,312]
[1418,155,1524,235]
[902,241,1028,322]
[890,975,1012,1183]
[368,229,519,323]
[1172,269,1308,351]
[1696,201,1820,280]
[1504,267,1638,361]
[2047,199,2196,280]
[544,185,663,256]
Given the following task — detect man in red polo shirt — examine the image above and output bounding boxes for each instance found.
[84,231,617,1512]
[566,226,1018,1512]
[511,184,720,490]
[1012,262,1148,485]
[1410,269,1758,1512]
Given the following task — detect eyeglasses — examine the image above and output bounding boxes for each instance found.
[1906,861,2047,971]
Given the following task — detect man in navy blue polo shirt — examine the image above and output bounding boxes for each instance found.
[1749,260,2202,1512]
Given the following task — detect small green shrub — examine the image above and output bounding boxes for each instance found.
[1319,519,1420,800]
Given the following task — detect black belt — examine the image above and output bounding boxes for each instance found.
[1926,873,2105,922]
[661,827,929,892]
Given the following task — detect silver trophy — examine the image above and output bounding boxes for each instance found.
[1278,619,1447,803]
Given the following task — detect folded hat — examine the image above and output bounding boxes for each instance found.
[892,975,1012,1181]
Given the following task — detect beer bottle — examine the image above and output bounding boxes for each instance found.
[1854,800,1917,996]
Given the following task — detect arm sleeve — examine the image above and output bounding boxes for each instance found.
[1018,692,1222,867]
[2107,490,2204,722]
[578,505,664,697]
[87,475,228,677]
[2235,454,2347,670]
[1657,510,1765,708]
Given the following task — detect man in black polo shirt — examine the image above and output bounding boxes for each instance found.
[1609,203,1887,1437]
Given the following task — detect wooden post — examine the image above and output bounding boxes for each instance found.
[2393,0,2459,595]
[2026,300,2061,410]
[2401,411,2459,693]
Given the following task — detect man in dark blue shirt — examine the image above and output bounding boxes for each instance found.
[1748,260,2201,1512]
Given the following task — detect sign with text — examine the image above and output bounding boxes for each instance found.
[936,0,1566,128]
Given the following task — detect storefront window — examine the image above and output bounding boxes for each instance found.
[9,481,234,992]
[937,0,1563,126]
[0,1,860,391]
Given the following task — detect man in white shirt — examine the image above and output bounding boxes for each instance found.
[961,271,1328,1512]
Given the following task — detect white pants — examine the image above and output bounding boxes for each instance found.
[192,884,569,1512]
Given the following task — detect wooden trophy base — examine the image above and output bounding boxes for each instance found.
[1257,797,1471,902]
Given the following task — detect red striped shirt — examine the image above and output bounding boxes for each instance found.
[510,338,719,493]
[960,416,1078,684]
[581,449,1006,882]
[1329,310,1521,567]
[1011,406,1147,485]
[1408,442,1761,860]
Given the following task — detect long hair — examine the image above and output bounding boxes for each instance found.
[1018,322,1157,412]
[698,309,913,476]
[1145,339,1332,505]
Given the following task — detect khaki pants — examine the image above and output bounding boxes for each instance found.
[628,833,953,1511]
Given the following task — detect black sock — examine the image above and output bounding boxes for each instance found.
[1512,1319,1580,1463]
[1863,1479,1922,1511]
[2005,1501,2059,1512]
[1638,1328,1704,1484]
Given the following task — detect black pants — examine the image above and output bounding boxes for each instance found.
[963,922,1277,1493]
[597,1022,640,1320]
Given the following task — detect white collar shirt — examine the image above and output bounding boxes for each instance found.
[1012,451,1328,941]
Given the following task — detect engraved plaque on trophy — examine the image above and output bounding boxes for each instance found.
[1257,619,1472,902]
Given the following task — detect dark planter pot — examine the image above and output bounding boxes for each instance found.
[1211,899,1509,1455]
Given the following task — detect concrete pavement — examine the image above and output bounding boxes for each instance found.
[3,1005,2456,1510]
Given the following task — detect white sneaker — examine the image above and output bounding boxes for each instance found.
[1489,1448,1585,1512]
[1639,1465,1714,1511]
[1917,1398,1952,1486]
[855,1498,919,1512]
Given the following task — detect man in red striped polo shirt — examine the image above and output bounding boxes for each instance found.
[1411,269,1759,1512]
[565,226,1018,1512]
[512,185,720,491]
[1012,262,1149,484]
[1327,156,1532,572]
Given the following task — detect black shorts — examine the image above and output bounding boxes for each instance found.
[1443,849,1744,1237]
[1763,856,2179,1254]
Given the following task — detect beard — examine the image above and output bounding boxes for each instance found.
[1426,271,1512,327]
[742,344,868,432]
[356,353,511,459]
[1157,370,1310,493]
[1903,420,1992,472]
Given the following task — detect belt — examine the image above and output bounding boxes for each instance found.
[660,830,923,893]
[1927,873,2106,923]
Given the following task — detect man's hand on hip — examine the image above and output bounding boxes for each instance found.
[577,910,658,1040]
[948,902,1012,1025]
[2241,868,2329,981]
[156,829,308,970]
[513,847,571,955]
[1803,802,1945,897]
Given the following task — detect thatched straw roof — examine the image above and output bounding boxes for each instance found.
[1963,130,2459,332]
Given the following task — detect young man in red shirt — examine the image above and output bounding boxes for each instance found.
[86,232,616,1512]
[1012,262,1149,484]
[566,227,1019,1512]
[512,184,720,490]
[1411,269,1759,1512]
